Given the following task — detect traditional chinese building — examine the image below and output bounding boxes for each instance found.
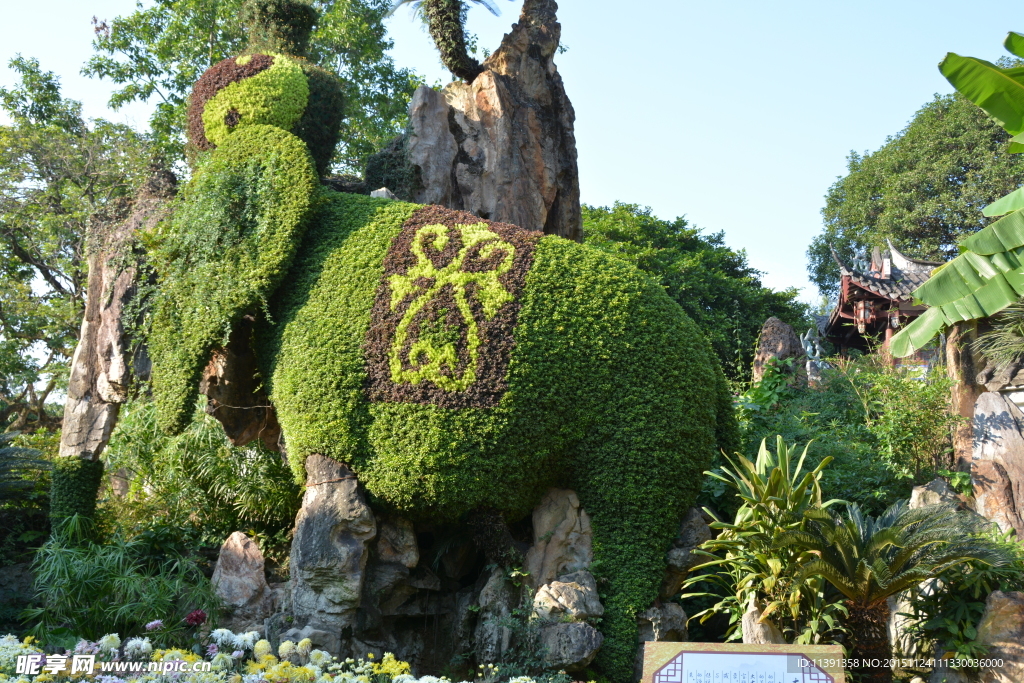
[824,240,943,356]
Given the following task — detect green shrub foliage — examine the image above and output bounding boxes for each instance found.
[148,124,318,433]
[252,197,736,680]
[49,458,104,520]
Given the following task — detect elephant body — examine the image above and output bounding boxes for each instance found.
[250,191,735,677]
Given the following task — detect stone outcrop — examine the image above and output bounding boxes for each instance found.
[290,455,376,645]
[637,603,688,643]
[533,570,603,619]
[974,591,1024,683]
[751,317,806,384]
[473,567,519,663]
[524,488,593,589]
[539,622,603,670]
[212,532,275,632]
[660,507,713,598]
[365,0,581,242]
[741,596,785,644]
[199,315,281,451]
[59,170,175,461]
[972,392,1024,536]
[910,478,961,509]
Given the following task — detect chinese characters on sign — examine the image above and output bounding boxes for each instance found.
[642,643,845,683]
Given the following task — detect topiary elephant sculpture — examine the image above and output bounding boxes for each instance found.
[95,2,738,678]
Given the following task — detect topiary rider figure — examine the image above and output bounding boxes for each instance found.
[54,1,738,678]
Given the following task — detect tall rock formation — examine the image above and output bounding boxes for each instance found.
[365,0,581,241]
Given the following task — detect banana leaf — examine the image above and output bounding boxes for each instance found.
[891,308,948,358]
[940,52,1024,152]
[984,189,1024,217]
[962,207,1024,254]
[1005,31,1024,59]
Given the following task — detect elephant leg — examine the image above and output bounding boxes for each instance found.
[50,457,105,522]
[575,408,712,681]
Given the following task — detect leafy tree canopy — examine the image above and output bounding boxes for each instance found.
[0,57,150,431]
[84,0,420,171]
[808,92,1024,298]
[583,202,809,383]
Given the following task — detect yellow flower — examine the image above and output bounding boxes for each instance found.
[22,637,35,645]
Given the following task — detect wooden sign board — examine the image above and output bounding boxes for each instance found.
[641,642,847,683]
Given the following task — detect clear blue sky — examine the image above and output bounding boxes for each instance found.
[2,0,1021,302]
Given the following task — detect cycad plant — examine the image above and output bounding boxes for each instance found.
[777,502,1010,683]
[389,0,509,82]
[683,437,848,644]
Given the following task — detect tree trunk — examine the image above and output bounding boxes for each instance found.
[53,169,176,519]
[424,0,482,82]
[846,600,893,683]
[947,321,981,472]
[365,0,582,242]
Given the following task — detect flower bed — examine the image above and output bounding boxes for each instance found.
[0,631,534,683]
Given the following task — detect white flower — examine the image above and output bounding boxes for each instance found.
[391,676,415,683]
[98,633,121,653]
[307,650,331,668]
[278,641,296,658]
[296,638,312,658]
[232,631,259,651]
[210,629,236,647]
[418,677,442,683]
[124,637,153,659]
[211,652,235,670]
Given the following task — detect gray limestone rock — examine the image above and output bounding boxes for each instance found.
[538,622,603,671]
[660,507,713,598]
[972,392,1024,536]
[524,488,593,589]
[533,570,603,620]
[910,479,960,509]
[975,591,1024,683]
[290,455,376,650]
[637,603,688,642]
[741,596,785,644]
[473,567,518,662]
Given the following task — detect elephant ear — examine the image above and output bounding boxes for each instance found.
[149,124,319,434]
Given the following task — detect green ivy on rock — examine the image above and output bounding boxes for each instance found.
[148,124,318,433]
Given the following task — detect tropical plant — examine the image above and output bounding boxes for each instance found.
[891,34,1024,357]
[102,399,301,561]
[23,515,219,643]
[972,301,1024,367]
[908,528,1024,663]
[683,437,848,645]
[388,0,510,82]
[776,502,1011,683]
[0,432,47,503]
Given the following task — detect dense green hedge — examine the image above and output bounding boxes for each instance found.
[148,124,318,433]
[257,193,736,680]
[50,458,104,521]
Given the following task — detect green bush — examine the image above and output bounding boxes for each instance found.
[23,515,219,643]
[252,194,737,681]
[102,398,301,562]
[731,354,958,515]
[683,437,849,646]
